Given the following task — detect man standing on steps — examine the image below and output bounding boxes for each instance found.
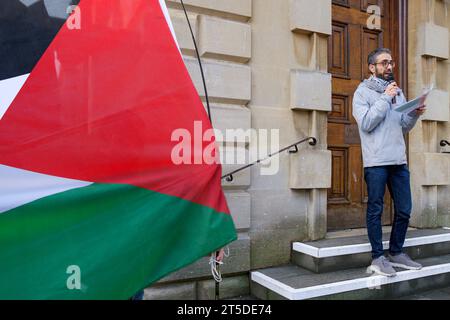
[352,48,427,277]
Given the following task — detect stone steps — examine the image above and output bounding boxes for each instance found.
[251,254,450,300]
[293,228,450,273]
[251,228,450,300]
[395,285,450,300]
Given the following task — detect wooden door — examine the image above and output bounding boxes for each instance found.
[327,0,406,230]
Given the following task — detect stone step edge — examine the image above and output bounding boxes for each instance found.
[251,261,450,300]
[293,231,450,259]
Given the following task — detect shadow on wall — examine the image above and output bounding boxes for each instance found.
[0,0,80,80]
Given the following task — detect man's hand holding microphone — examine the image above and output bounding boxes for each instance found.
[385,81,399,98]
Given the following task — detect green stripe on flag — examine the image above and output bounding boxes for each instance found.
[0,183,236,300]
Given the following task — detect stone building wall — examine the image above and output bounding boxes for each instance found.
[144,0,450,299]
[408,0,450,228]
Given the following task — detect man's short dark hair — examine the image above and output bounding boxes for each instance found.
[368,48,392,65]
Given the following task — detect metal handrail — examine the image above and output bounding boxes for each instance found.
[221,137,317,182]
[440,140,450,147]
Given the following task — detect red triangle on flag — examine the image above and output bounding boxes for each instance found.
[0,0,229,215]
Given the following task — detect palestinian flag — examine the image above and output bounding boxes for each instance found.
[0,0,236,299]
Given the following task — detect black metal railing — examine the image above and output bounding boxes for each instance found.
[440,140,450,147]
[221,137,317,182]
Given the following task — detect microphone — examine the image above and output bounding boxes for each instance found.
[386,73,398,104]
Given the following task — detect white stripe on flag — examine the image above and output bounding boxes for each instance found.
[0,74,29,120]
[0,164,92,214]
[159,0,181,53]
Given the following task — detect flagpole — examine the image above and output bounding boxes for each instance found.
[215,260,220,300]
[179,0,213,125]
[180,0,222,300]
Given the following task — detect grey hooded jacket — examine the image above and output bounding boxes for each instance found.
[352,76,420,168]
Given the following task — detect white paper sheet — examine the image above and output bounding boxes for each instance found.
[394,85,433,116]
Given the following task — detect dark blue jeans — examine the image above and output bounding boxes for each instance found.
[364,164,412,259]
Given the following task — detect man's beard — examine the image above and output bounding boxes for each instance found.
[376,71,394,82]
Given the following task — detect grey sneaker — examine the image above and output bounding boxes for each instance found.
[366,256,397,277]
[388,253,423,270]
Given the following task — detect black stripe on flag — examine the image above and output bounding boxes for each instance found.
[0,0,80,81]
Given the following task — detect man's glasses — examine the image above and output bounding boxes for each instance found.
[374,60,396,68]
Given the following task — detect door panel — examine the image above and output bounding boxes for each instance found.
[330,22,350,78]
[327,0,401,230]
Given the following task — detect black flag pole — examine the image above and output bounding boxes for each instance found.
[179,0,220,300]
[215,255,220,300]
[179,0,213,125]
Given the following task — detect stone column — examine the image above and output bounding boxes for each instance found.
[288,0,332,240]
[408,0,450,228]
